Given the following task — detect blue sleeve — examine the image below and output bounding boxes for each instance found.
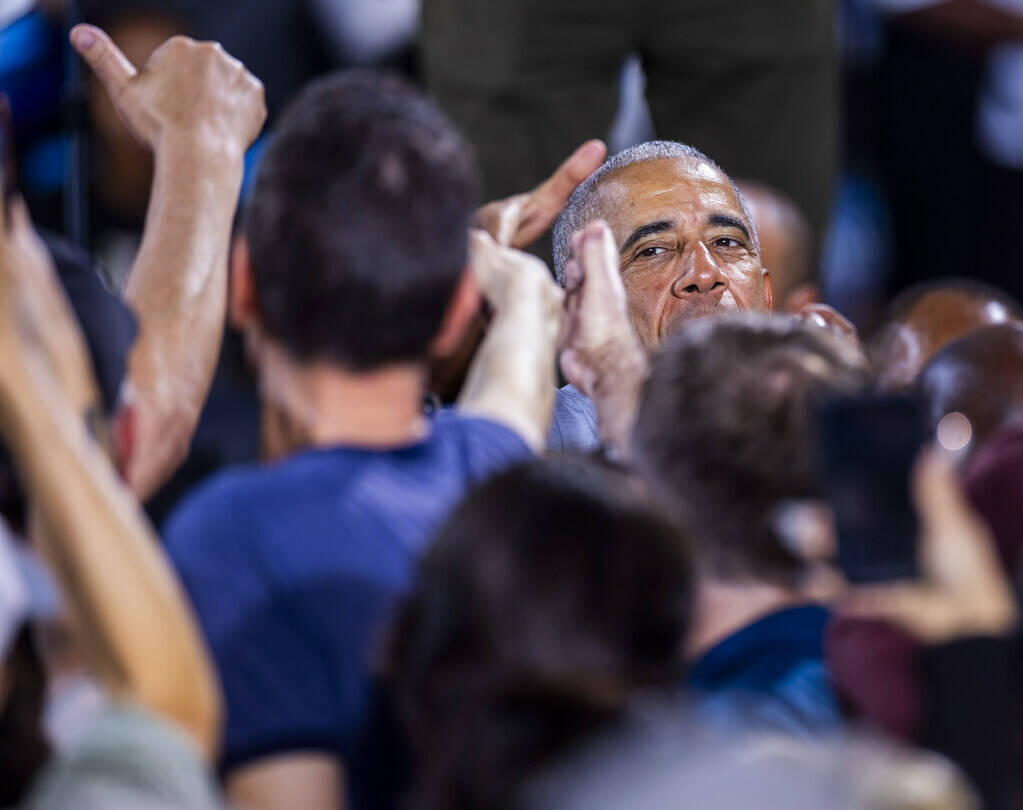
[435,409,533,481]
[164,481,382,773]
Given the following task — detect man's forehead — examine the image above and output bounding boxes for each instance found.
[592,157,745,234]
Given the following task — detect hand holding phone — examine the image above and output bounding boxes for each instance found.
[814,394,929,583]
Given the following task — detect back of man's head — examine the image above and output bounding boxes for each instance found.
[869,278,1023,391]
[631,314,867,587]
[244,71,478,371]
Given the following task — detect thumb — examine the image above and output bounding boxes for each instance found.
[70,25,137,100]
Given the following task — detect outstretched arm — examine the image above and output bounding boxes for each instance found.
[0,195,221,760]
[71,25,266,500]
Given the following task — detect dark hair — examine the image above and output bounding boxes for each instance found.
[631,314,867,587]
[243,71,478,371]
[0,628,51,805]
[386,456,693,810]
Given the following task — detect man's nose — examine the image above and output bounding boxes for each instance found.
[671,242,728,298]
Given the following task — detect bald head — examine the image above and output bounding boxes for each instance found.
[870,280,1023,390]
[919,324,1023,452]
[737,180,814,313]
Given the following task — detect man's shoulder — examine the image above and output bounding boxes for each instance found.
[429,408,532,471]
[162,459,323,565]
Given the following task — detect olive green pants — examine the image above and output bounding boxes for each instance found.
[421,0,837,257]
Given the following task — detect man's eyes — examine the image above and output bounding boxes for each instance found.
[713,237,742,248]
[638,246,668,258]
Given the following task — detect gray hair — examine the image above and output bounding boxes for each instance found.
[551,140,759,283]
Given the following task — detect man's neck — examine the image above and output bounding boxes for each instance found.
[258,342,429,459]
[686,576,808,660]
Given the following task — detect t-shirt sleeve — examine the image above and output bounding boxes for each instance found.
[25,704,220,809]
[437,409,533,481]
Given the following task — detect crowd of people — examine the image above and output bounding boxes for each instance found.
[2,7,1023,810]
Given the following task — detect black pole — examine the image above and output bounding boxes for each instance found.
[64,0,88,251]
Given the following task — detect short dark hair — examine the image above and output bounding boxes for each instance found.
[386,456,693,810]
[244,71,478,371]
[631,314,867,587]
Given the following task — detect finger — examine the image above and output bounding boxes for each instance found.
[514,140,607,247]
[530,140,607,211]
[467,229,506,299]
[562,257,583,293]
[495,195,527,247]
[70,25,138,100]
[578,220,626,298]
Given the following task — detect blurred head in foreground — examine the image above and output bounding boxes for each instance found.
[632,313,867,588]
[387,456,693,810]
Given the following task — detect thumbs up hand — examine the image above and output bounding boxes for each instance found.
[70,24,265,160]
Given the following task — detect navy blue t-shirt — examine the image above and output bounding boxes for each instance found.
[164,412,529,803]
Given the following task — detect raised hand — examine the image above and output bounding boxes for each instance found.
[475,140,606,249]
[559,220,647,455]
[70,24,265,158]
[69,25,265,499]
[468,229,564,325]
[842,448,1016,643]
[458,231,564,452]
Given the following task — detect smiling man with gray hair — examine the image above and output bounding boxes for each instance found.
[548,140,774,453]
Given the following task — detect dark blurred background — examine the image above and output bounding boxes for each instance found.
[3,0,1021,520]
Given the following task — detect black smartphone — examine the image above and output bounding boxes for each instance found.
[814,393,929,583]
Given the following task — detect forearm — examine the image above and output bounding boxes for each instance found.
[1,356,221,759]
[458,299,558,452]
[124,134,245,500]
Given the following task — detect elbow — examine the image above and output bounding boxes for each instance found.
[127,404,197,501]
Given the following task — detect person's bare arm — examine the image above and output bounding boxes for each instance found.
[71,25,266,500]
[559,221,648,458]
[0,200,221,760]
[227,753,345,810]
[458,231,564,451]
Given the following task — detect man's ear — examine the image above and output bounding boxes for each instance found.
[229,235,259,330]
[430,269,482,359]
[763,268,774,312]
